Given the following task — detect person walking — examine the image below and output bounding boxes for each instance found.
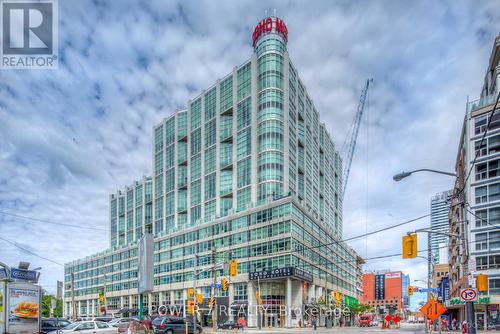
[312,317,317,330]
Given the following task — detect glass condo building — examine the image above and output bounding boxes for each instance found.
[64,17,362,328]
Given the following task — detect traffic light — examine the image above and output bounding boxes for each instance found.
[187,300,195,314]
[187,288,194,298]
[221,277,229,291]
[255,291,263,305]
[230,259,238,277]
[408,286,414,296]
[334,291,340,306]
[402,233,418,259]
[209,297,215,308]
[196,293,203,304]
[477,274,489,292]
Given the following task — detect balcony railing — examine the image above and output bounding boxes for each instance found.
[468,93,498,113]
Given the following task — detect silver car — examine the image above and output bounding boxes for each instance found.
[48,321,117,334]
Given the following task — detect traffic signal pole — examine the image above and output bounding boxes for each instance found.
[212,248,217,332]
[193,254,198,331]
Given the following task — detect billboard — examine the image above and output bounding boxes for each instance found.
[6,283,41,334]
[0,282,5,333]
[138,233,153,294]
[385,272,401,279]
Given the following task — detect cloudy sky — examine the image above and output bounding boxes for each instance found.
[1,0,499,310]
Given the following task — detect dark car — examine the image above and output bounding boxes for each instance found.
[218,320,241,330]
[41,318,72,334]
[152,316,202,334]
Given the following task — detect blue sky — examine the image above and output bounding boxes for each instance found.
[0,0,499,311]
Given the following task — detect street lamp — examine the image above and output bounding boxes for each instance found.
[393,169,456,182]
[394,169,456,334]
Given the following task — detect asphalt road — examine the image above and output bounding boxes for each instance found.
[204,323,428,333]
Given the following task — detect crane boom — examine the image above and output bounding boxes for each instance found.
[342,78,372,199]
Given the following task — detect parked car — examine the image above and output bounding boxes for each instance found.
[358,314,375,327]
[108,318,132,327]
[217,320,241,330]
[48,321,116,334]
[78,317,114,323]
[41,318,72,334]
[152,316,202,334]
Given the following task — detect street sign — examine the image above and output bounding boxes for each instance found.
[460,288,478,302]
[212,283,222,289]
[419,300,446,321]
[10,268,37,282]
[417,288,439,293]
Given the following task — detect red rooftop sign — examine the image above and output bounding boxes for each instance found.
[252,17,288,46]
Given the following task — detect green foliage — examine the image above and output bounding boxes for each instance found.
[42,295,63,317]
[347,303,374,315]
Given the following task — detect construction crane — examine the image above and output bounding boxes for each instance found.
[341,78,373,199]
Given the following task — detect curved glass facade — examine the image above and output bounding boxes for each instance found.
[256,29,286,202]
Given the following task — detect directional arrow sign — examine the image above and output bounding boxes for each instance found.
[460,288,477,302]
[419,300,447,321]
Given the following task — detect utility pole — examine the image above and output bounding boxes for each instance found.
[212,248,217,332]
[193,254,198,330]
[71,272,76,321]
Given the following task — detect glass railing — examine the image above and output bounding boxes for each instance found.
[468,93,498,112]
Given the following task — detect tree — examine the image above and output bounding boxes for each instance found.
[347,303,374,315]
[42,294,63,317]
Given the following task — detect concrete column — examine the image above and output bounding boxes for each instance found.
[286,278,292,328]
[247,282,257,327]
[129,295,133,310]
[148,293,153,315]
[182,290,187,317]
[228,283,235,321]
[170,290,175,305]
[309,284,316,302]
[159,291,164,305]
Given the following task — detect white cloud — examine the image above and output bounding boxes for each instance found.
[1,0,499,293]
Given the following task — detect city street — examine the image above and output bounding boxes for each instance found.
[204,323,422,333]
[202,323,493,333]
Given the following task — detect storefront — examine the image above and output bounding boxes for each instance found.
[447,296,500,329]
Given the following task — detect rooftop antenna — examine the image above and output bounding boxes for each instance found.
[273,8,277,17]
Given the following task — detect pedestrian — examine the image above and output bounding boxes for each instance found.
[394,314,401,328]
[237,317,245,331]
[384,314,392,329]
[312,317,317,330]
[127,320,137,334]
[462,320,467,334]
[441,317,447,331]
[452,318,457,330]
[298,319,302,328]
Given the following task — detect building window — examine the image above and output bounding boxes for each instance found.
[220,76,233,112]
[489,231,500,249]
[205,119,216,147]
[490,278,500,295]
[476,186,487,204]
[190,98,202,130]
[205,88,216,121]
[237,98,251,130]
[205,146,216,174]
[475,115,487,135]
[237,62,251,101]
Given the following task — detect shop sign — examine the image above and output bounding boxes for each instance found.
[449,296,491,305]
[6,282,41,334]
[249,267,312,282]
[252,17,288,45]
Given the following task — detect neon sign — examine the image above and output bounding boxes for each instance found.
[252,17,288,46]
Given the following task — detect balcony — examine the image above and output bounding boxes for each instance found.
[468,93,498,113]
